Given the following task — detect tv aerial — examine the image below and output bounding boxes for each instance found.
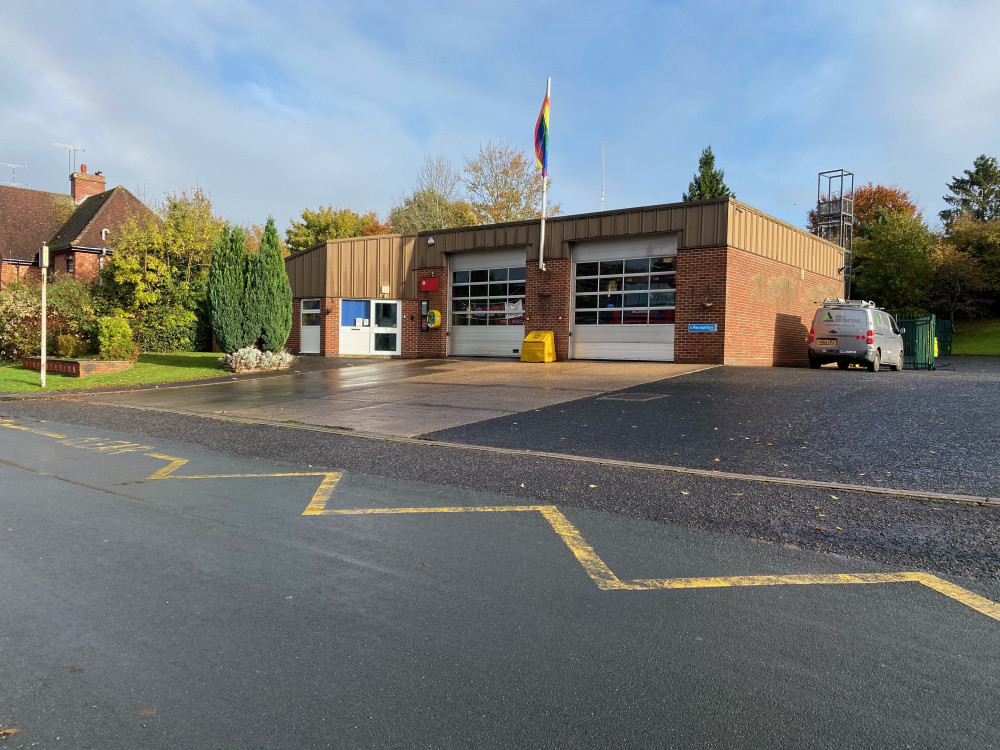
[0,162,27,187]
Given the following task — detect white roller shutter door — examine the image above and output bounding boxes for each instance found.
[571,236,677,361]
[449,248,527,357]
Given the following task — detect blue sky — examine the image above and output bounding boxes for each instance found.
[2,0,998,232]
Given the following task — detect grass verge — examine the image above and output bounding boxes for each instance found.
[952,319,1000,355]
[0,352,226,394]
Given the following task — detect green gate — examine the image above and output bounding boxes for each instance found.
[937,319,953,357]
[898,315,936,370]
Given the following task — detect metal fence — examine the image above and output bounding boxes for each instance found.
[937,319,953,357]
[899,315,936,370]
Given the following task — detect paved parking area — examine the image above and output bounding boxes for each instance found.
[79,358,710,436]
[429,357,1000,498]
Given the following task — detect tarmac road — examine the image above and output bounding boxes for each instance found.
[1,417,999,749]
[2,356,999,581]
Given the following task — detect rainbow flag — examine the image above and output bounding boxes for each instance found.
[534,86,550,176]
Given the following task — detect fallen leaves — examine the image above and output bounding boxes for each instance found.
[0,728,21,738]
[139,709,156,717]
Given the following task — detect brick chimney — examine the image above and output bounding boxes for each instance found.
[70,164,106,203]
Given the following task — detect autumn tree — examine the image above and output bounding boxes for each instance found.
[390,155,477,233]
[682,145,734,201]
[101,187,224,351]
[463,139,558,224]
[285,206,393,254]
[851,209,935,316]
[806,182,921,234]
[940,154,1000,227]
[930,243,989,321]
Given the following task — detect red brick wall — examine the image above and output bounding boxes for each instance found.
[402,268,447,358]
[1,262,42,288]
[288,298,302,353]
[724,248,843,366]
[525,259,571,360]
[674,246,727,364]
[289,296,338,355]
[73,251,101,282]
[320,297,338,356]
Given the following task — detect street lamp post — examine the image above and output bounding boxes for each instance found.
[39,243,48,388]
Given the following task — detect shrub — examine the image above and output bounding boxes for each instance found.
[54,334,90,358]
[0,282,41,360]
[97,315,139,361]
[219,346,293,373]
[48,276,100,348]
[131,304,198,352]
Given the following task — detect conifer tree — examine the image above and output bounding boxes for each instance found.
[682,145,735,202]
[242,228,265,349]
[209,225,249,353]
[257,217,293,352]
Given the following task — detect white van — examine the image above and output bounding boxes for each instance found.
[808,299,904,372]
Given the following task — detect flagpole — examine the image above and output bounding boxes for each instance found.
[538,76,550,273]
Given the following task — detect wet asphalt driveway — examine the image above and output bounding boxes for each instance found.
[427,357,1000,499]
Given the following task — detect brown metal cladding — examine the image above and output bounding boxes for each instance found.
[413,199,731,267]
[727,200,842,279]
[285,235,417,299]
[285,242,328,298]
[286,198,843,299]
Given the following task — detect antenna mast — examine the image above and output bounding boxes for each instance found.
[601,139,605,211]
[53,142,86,174]
[0,162,27,187]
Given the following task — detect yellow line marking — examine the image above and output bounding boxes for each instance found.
[909,572,1000,622]
[0,418,65,439]
[315,502,1000,622]
[145,453,190,480]
[145,453,341,510]
[629,572,918,589]
[539,507,630,590]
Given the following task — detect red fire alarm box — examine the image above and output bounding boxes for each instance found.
[419,277,439,292]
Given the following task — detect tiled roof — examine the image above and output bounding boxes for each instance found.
[1,184,155,264]
[47,188,118,250]
[0,185,76,263]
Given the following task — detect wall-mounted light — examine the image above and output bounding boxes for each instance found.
[427,237,435,246]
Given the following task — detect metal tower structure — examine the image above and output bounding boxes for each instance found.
[817,169,854,297]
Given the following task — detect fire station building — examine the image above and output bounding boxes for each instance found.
[284,197,844,366]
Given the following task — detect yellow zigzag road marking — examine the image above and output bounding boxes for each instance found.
[145,453,341,509]
[314,503,1000,623]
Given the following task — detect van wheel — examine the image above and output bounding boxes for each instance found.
[890,351,903,371]
[809,356,821,369]
[867,351,881,372]
[837,361,849,370]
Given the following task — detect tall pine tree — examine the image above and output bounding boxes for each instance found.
[940,154,1000,227]
[682,145,735,202]
[209,225,250,353]
[258,217,293,352]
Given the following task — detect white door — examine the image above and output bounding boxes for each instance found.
[449,248,526,357]
[339,299,401,356]
[300,299,321,354]
[372,301,401,355]
[571,236,677,361]
[339,299,371,355]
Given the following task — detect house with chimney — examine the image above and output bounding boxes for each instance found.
[0,165,153,289]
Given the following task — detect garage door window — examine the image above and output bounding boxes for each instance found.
[575,256,675,325]
[452,266,526,326]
